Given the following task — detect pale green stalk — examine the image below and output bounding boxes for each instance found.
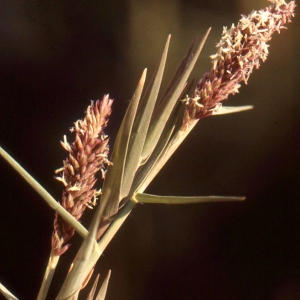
[0,282,19,300]
[55,199,136,299]
[0,147,89,300]
[0,147,88,239]
[37,250,59,300]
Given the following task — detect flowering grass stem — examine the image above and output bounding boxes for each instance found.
[0,1,296,299]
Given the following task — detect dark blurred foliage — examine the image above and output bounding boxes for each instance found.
[0,0,300,299]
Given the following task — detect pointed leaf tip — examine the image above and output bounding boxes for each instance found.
[140,68,147,84]
[95,270,111,300]
[86,274,100,300]
[212,105,253,116]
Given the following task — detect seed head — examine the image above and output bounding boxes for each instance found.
[183,0,296,127]
[52,95,113,255]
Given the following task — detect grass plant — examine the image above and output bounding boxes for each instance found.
[0,0,295,299]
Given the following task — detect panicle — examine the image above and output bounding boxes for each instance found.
[52,95,113,256]
[183,0,296,128]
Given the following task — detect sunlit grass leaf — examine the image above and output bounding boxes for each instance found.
[86,274,100,300]
[134,193,245,204]
[95,270,111,300]
[100,70,147,218]
[121,35,171,199]
[141,28,211,162]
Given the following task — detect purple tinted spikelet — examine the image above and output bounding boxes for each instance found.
[52,95,113,255]
[183,0,295,128]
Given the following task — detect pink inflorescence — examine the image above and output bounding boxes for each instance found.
[52,95,113,255]
[183,0,296,127]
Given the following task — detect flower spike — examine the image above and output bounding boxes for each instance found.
[183,0,296,127]
[53,95,113,256]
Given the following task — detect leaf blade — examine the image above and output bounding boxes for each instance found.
[95,270,111,300]
[141,28,211,161]
[86,274,100,300]
[121,35,171,198]
[134,193,245,204]
[99,69,147,217]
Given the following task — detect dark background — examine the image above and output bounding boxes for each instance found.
[0,0,300,299]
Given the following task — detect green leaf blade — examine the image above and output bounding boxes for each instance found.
[134,193,245,204]
[121,35,171,198]
[141,28,211,162]
[100,69,147,218]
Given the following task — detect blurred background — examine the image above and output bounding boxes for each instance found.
[0,0,299,299]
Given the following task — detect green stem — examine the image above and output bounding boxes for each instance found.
[56,199,137,299]
[0,282,19,300]
[37,250,60,300]
[98,198,137,253]
[0,147,88,239]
